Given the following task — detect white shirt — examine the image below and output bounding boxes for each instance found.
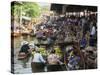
[32,53,45,63]
[91,26,96,35]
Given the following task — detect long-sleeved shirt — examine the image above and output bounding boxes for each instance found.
[32,53,45,63]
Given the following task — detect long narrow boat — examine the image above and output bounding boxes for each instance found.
[11,32,21,37]
[18,52,30,60]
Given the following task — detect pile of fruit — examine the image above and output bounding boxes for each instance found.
[39,47,48,56]
[54,46,63,58]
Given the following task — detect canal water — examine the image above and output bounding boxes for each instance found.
[12,35,66,73]
[13,35,35,74]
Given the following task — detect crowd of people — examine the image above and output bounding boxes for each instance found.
[33,13,97,47]
[19,12,97,72]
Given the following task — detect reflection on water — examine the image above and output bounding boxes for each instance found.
[14,35,34,49]
[13,35,34,74]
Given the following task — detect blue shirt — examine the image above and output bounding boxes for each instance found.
[32,53,46,63]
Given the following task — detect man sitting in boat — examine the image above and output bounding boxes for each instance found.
[20,41,30,54]
[31,50,46,72]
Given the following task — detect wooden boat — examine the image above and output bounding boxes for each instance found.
[31,62,45,72]
[18,52,30,60]
[31,62,66,72]
[11,32,21,37]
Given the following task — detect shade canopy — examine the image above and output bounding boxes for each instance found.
[50,3,97,14]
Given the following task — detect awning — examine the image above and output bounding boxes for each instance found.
[50,4,97,13]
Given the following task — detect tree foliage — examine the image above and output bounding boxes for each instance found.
[11,2,41,18]
[22,2,41,18]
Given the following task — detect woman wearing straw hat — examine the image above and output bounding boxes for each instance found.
[20,41,30,54]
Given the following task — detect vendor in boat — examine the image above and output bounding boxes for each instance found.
[31,50,46,72]
[19,41,30,54]
[47,50,61,65]
[47,50,63,71]
[32,50,46,63]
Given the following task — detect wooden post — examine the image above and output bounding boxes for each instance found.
[73,42,85,69]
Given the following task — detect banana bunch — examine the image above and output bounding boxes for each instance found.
[54,47,63,58]
[39,47,48,56]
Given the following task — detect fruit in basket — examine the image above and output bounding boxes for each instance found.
[39,47,47,56]
[54,46,63,57]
